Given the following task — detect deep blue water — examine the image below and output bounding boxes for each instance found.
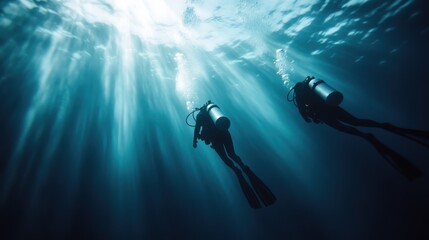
[1,0,429,239]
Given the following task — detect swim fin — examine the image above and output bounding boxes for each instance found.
[236,170,262,209]
[243,166,277,206]
[368,135,423,181]
[383,124,429,149]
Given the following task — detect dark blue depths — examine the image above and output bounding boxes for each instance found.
[1,0,429,240]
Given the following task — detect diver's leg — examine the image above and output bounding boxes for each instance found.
[212,142,238,170]
[324,118,371,138]
[335,107,429,144]
[324,119,422,180]
[335,107,429,147]
[222,131,245,168]
[212,142,261,208]
[335,107,384,127]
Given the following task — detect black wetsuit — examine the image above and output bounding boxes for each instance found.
[192,107,277,207]
[293,81,423,180]
[193,108,244,168]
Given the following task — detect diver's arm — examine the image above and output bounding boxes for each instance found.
[298,105,311,122]
[193,114,202,148]
[294,82,311,122]
[296,96,311,123]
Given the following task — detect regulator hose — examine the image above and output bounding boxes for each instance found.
[287,87,297,106]
[185,108,200,127]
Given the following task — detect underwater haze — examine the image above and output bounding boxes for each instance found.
[1,0,429,239]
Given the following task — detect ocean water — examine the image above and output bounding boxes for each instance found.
[1,0,429,239]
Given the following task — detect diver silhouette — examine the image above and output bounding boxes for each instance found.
[189,101,276,208]
[289,76,428,180]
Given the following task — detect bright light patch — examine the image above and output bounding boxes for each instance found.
[343,0,368,8]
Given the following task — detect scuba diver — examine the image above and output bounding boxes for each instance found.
[187,101,276,208]
[288,76,429,180]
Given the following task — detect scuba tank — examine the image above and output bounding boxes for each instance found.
[206,102,230,131]
[306,77,343,106]
[185,101,231,131]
